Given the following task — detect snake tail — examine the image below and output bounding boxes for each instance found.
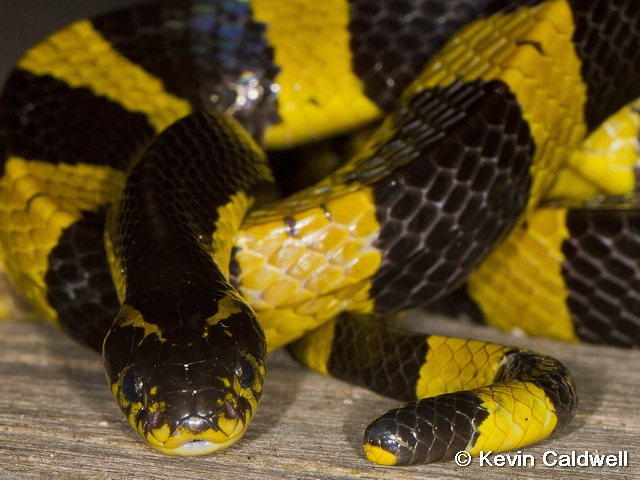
[289,314,577,465]
[102,112,271,455]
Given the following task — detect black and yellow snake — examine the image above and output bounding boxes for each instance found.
[0,0,638,466]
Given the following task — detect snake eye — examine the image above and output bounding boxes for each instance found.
[121,368,144,403]
[235,354,255,389]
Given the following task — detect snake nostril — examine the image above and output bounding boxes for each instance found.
[146,409,163,430]
[224,399,239,419]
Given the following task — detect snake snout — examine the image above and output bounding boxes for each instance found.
[138,391,250,456]
[179,415,215,434]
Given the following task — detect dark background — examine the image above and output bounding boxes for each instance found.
[0,1,145,83]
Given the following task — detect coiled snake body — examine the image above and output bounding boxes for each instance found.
[0,0,638,466]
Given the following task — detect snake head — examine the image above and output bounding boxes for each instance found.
[102,297,266,455]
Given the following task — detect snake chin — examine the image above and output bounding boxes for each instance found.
[148,421,248,456]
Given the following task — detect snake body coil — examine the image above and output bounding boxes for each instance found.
[0,0,638,466]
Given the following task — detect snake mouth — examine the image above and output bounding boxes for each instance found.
[147,420,248,456]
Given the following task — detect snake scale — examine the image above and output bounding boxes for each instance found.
[0,0,638,466]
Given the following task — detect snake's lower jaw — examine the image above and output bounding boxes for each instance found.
[144,419,248,456]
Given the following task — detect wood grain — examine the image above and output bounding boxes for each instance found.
[1,314,638,480]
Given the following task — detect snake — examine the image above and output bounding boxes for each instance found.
[0,0,638,467]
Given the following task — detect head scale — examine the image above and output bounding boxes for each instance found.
[102,292,266,455]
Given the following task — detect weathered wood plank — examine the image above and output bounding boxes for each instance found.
[1,315,638,480]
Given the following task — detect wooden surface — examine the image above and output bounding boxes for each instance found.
[1,1,639,479]
[1,314,639,480]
